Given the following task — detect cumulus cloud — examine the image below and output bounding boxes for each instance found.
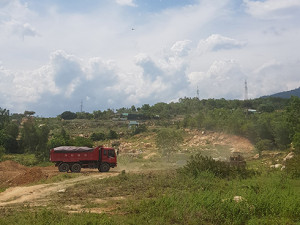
[170,40,192,57]
[0,0,38,39]
[250,60,300,97]
[135,53,163,80]
[244,0,300,19]
[0,0,300,116]
[187,60,245,99]
[198,34,246,53]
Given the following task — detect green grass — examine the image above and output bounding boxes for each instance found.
[36,173,81,185]
[0,208,114,225]
[1,169,300,224]
[3,154,38,166]
[3,153,53,167]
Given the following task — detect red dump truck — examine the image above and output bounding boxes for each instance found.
[50,146,117,173]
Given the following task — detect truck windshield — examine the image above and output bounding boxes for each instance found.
[108,150,115,157]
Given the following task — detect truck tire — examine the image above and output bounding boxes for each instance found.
[99,163,110,172]
[58,163,69,172]
[71,163,81,173]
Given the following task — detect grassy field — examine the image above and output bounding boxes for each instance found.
[1,118,299,224]
[1,163,300,225]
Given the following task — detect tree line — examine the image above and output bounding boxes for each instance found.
[0,96,299,161]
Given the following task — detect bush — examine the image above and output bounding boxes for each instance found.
[255,139,275,154]
[90,132,106,141]
[60,111,77,120]
[292,132,300,153]
[131,124,147,135]
[48,136,67,149]
[107,130,118,140]
[180,153,256,179]
[285,154,300,178]
[71,136,93,147]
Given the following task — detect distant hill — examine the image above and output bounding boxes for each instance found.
[262,87,300,99]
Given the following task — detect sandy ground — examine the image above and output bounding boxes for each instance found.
[0,168,119,207]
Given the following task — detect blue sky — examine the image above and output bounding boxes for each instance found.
[0,0,300,117]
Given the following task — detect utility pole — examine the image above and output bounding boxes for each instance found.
[80,100,83,112]
[197,86,200,99]
[244,80,248,100]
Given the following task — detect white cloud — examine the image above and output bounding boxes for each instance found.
[115,0,136,7]
[0,0,300,116]
[0,0,38,39]
[170,40,192,57]
[250,60,300,97]
[244,0,300,19]
[187,60,245,99]
[198,34,246,53]
[5,21,38,39]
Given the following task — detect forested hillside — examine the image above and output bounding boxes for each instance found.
[263,86,300,99]
[1,96,300,224]
[1,96,300,162]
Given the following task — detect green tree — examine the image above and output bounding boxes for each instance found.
[130,105,136,112]
[156,128,184,161]
[60,111,77,120]
[48,128,70,149]
[107,130,118,140]
[4,122,19,139]
[24,110,35,117]
[0,108,9,129]
[35,125,50,161]
[0,130,19,153]
[90,132,106,141]
[20,118,50,161]
[20,118,38,153]
[287,96,300,135]
[292,132,300,154]
[71,136,93,147]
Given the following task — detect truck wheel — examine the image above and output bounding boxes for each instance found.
[71,163,81,173]
[58,163,69,172]
[99,163,110,172]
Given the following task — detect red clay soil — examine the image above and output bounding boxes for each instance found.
[0,160,59,188]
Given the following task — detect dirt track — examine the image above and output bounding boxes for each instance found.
[0,131,254,208]
[0,168,119,207]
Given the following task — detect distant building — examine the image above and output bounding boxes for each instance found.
[247,109,257,113]
[128,121,139,128]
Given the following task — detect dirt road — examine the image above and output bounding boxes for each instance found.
[0,171,119,207]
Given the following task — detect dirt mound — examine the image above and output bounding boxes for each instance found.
[0,161,58,188]
[0,160,27,171]
[8,167,48,186]
[184,130,254,154]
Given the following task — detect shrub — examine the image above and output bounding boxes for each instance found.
[180,153,256,179]
[292,132,300,153]
[60,111,77,120]
[48,136,67,149]
[285,154,300,178]
[71,136,93,147]
[107,130,118,140]
[255,139,275,153]
[131,124,147,135]
[90,132,106,141]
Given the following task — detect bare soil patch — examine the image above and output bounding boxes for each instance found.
[0,160,59,188]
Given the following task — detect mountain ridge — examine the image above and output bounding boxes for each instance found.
[262,86,300,98]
